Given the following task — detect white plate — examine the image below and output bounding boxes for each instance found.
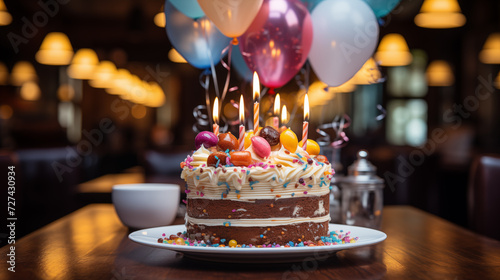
[129,224,387,263]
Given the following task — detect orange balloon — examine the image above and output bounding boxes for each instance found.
[197,0,263,38]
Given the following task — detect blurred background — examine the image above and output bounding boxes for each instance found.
[1,0,500,240]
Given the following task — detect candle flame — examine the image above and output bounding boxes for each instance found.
[304,94,309,121]
[239,94,245,124]
[281,104,288,124]
[253,72,260,102]
[274,93,280,116]
[213,97,219,124]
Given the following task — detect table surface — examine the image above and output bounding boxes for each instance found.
[1,204,500,280]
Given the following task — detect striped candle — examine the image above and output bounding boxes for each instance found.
[213,97,219,135]
[238,95,245,150]
[253,72,260,132]
[302,94,309,150]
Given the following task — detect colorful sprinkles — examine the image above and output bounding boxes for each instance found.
[157,230,358,248]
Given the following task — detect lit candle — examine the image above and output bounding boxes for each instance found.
[273,93,280,130]
[213,97,219,135]
[238,94,245,151]
[253,72,260,133]
[280,104,288,132]
[302,94,309,150]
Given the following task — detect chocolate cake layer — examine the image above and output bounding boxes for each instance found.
[186,221,329,245]
[187,194,329,219]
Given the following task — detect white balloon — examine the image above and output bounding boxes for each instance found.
[309,0,379,87]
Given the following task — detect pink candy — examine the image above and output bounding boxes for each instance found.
[251,136,271,158]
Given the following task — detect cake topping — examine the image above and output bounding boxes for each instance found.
[207,151,228,167]
[195,131,218,150]
[280,128,298,153]
[259,126,280,146]
[217,132,238,151]
[251,136,271,158]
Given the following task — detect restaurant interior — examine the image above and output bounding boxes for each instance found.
[0,0,500,245]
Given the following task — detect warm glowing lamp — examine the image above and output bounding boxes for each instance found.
[374,33,413,67]
[20,81,41,101]
[106,68,131,95]
[0,62,8,85]
[57,84,75,101]
[67,49,99,79]
[154,11,166,28]
[479,33,500,64]
[0,0,12,26]
[89,61,117,88]
[35,32,74,65]
[11,61,38,86]
[495,71,500,89]
[144,82,165,107]
[426,60,454,87]
[414,0,466,29]
[354,58,382,85]
[168,48,187,63]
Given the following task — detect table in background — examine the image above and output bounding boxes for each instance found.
[1,205,499,279]
[76,167,185,203]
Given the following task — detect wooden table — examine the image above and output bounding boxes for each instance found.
[1,205,499,279]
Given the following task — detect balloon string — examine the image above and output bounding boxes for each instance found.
[201,22,220,100]
[220,42,233,104]
[316,114,351,148]
[198,69,213,129]
[376,104,386,121]
[290,64,310,123]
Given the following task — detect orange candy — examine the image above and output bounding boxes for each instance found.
[229,151,252,166]
[217,132,238,151]
[244,131,254,149]
[207,151,228,167]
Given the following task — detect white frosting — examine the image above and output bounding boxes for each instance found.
[181,145,334,201]
[185,214,331,227]
[313,200,326,216]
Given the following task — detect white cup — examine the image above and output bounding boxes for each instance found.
[112,183,180,229]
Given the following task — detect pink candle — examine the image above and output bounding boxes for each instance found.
[213,97,219,135]
[238,95,245,150]
[253,72,260,132]
[273,93,280,130]
[302,94,309,150]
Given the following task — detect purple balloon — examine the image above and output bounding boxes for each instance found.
[239,0,313,89]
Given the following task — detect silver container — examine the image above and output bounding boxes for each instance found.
[340,150,384,229]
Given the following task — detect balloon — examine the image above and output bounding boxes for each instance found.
[169,0,205,19]
[165,1,231,69]
[362,0,401,18]
[308,0,379,87]
[197,0,263,38]
[239,0,313,89]
[300,0,324,11]
[231,47,253,82]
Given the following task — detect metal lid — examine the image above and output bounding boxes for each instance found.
[343,150,384,184]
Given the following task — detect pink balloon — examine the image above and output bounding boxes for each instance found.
[239,0,313,89]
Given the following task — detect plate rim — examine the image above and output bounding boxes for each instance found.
[128,223,387,255]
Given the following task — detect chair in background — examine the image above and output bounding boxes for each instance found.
[468,154,500,240]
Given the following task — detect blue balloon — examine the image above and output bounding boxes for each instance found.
[300,0,324,11]
[231,47,253,82]
[362,0,401,18]
[302,0,400,18]
[165,1,231,69]
[169,0,204,19]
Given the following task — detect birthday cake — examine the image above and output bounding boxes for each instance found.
[180,126,334,246]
